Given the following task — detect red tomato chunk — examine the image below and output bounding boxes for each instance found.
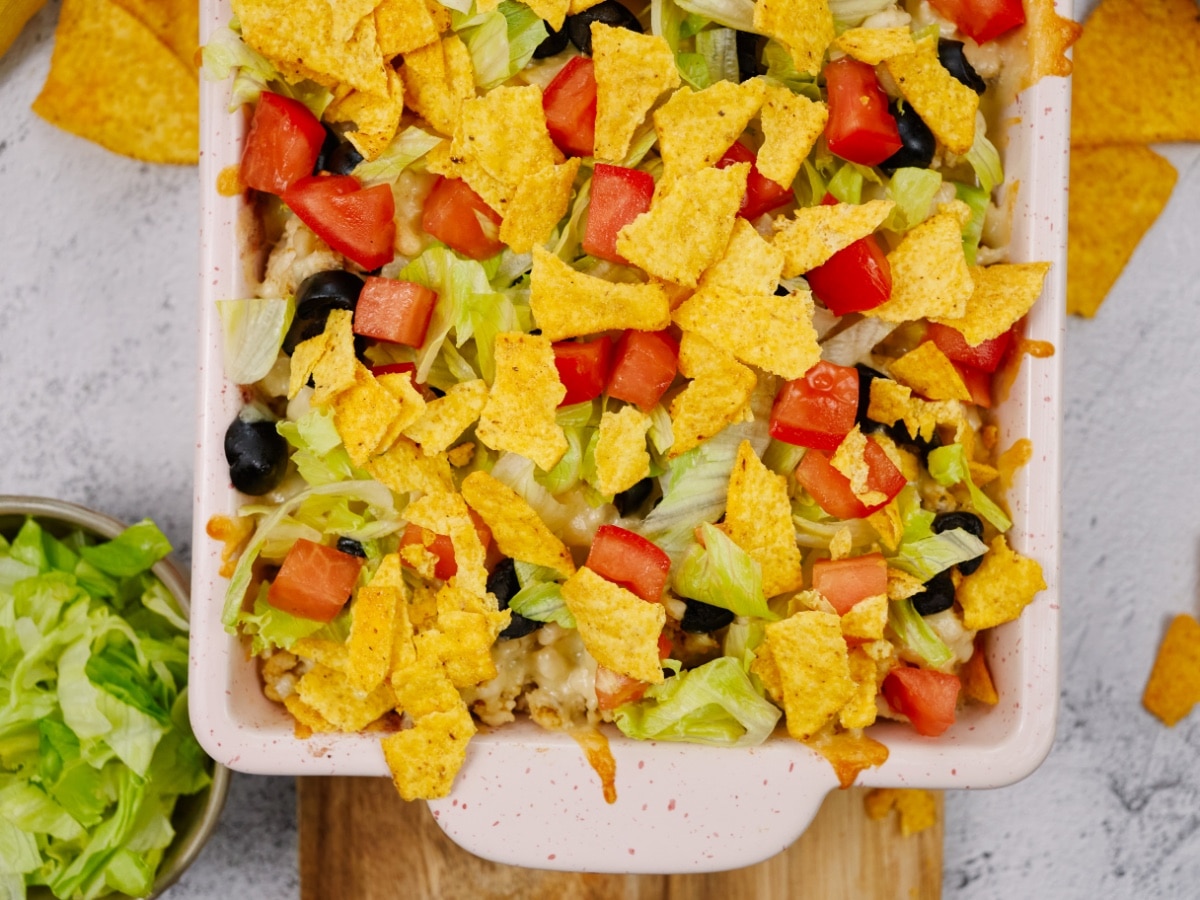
[795,438,907,519]
[927,0,1025,45]
[543,55,597,157]
[806,232,892,316]
[399,515,493,582]
[594,665,649,710]
[370,362,417,379]
[925,322,1013,373]
[882,667,961,737]
[586,525,671,603]
[553,336,614,406]
[353,278,437,348]
[769,360,860,452]
[267,538,364,622]
[823,59,903,167]
[812,553,888,615]
[715,140,793,220]
[606,330,679,411]
[583,164,655,264]
[240,92,326,196]
[282,175,395,271]
[422,176,503,261]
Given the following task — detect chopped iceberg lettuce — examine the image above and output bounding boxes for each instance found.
[927,443,1011,532]
[673,524,777,620]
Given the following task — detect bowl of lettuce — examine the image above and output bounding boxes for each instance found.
[0,496,229,900]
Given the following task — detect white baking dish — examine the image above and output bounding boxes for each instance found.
[191,0,1066,873]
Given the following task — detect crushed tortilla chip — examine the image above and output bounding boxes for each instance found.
[446,442,475,467]
[756,83,828,189]
[292,636,351,673]
[523,0,570,30]
[865,788,939,836]
[694,217,784,296]
[326,67,406,161]
[561,567,666,684]
[960,634,998,705]
[772,200,894,278]
[766,610,854,740]
[889,341,971,402]
[933,262,1051,344]
[305,309,358,406]
[839,646,881,728]
[331,363,408,467]
[957,535,1047,630]
[390,654,461,718]
[375,0,441,58]
[870,209,974,323]
[887,567,926,601]
[404,378,488,454]
[461,471,576,577]
[294,663,397,732]
[722,440,804,597]
[529,247,671,340]
[868,377,967,445]
[283,694,337,735]
[841,595,888,647]
[404,491,488,596]
[365,435,454,495]
[592,24,680,162]
[499,158,580,253]
[668,331,757,457]
[402,34,474,136]
[808,731,889,788]
[616,163,749,287]
[1070,0,1200,147]
[348,582,402,693]
[753,0,833,75]
[1143,614,1200,727]
[381,704,475,800]
[415,611,499,687]
[475,332,568,471]
[831,427,887,507]
[652,80,765,186]
[1018,0,1082,89]
[883,35,979,155]
[1066,145,1177,318]
[452,85,560,202]
[327,0,382,43]
[834,26,914,64]
[375,371,429,451]
[594,406,653,497]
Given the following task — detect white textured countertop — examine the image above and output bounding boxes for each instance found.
[2,2,1198,896]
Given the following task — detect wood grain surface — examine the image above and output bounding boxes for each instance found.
[299,777,942,899]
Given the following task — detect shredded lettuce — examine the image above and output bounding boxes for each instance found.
[673,524,777,619]
[277,407,359,486]
[829,0,896,26]
[889,529,988,581]
[201,25,332,116]
[508,582,577,628]
[217,298,294,385]
[614,656,781,746]
[761,41,823,100]
[927,443,1011,532]
[455,1,548,90]
[353,126,442,187]
[888,598,955,669]
[237,589,350,655]
[761,439,806,476]
[964,111,1004,194]
[884,167,943,232]
[819,316,898,367]
[954,182,989,265]
[696,27,740,85]
[651,0,713,88]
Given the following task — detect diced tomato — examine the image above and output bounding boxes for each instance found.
[715,140,793,220]
[421,176,503,261]
[583,164,655,264]
[399,514,493,582]
[806,233,892,315]
[543,56,597,157]
[586,525,672,603]
[823,59,903,167]
[282,175,395,270]
[882,667,961,737]
[812,553,888,615]
[795,438,907,519]
[606,330,679,411]
[594,666,649,710]
[239,92,327,196]
[353,278,437,347]
[267,538,364,622]
[769,361,860,452]
[927,0,1025,44]
[955,362,992,408]
[370,362,416,379]
[925,322,1013,373]
[553,336,614,406]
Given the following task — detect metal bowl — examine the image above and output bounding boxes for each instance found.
[0,495,231,900]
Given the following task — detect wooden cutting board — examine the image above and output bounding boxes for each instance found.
[299,778,942,899]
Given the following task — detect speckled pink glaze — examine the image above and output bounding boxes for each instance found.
[191,0,1067,873]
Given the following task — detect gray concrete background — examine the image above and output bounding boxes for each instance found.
[1,1,1197,895]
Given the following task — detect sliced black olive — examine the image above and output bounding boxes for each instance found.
[489,559,543,640]
[336,537,367,558]
[933,511,986,574]
[912,570,955,616]
[880,100,935,174]
[282,270,365,355]
[324,140,364,176]
[313,126,341,175]
[533,23,570,58]
[680,599,736,633]
[565,0,642,55]
[735,31,761,82]
[937,39,986,94]
[614,477,654,517]
[854,364,886,432]
[225,417,289,495]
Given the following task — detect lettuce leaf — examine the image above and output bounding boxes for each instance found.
[888,597,955,669]
[927,443,1011,532]
[673,524,777,620]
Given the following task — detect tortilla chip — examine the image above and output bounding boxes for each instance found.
[415,611,498,687]
[461,471,576,577]
[308,309,358,406]
[294,663,397,732]
[809,731,889,788]
[865,788,938,836]
[1019,0,1082,89]
[616,163,749,288]
[870,209,974,323]
[834,26,914,65]
[453,85,560,199]
[1066,145,1177,318]
[889,341,971,402]
[561,567,666,684]
[402,34,474,136]
[568,0,603,10]
[381,704,475,800]
[766,610,854,740]
[868,377,968,445]
[288,330,331,400]
[960,635,998,705]
[653,79,766,186]
[723,441,804,597]
[447,443,474,467]
[375,0,441,58]
[529,247,671,340]
[884,35,979,155]
[348,582,402,692]
[32,0,199,164]
[772,200,894,278]
[326,67,406,161]
[831,427,888,507]
[292,637,351,673]
[1143,614,1200,727]
[523,0,570,29]
[933,262,1051,343]
[329,364,406,466]
[365,435,454,495]
[668,331,757,457]
[390,651,462,717]
[404,491,488,596]
[404,379,488,454]
[375,371,429,450]
[839,646,881,728]
[110,0,198,68]
[475,332,568,471]
[327,0,382,43]
[594,406,653,497]
[499,158,580,253]
[841,595,888,646]
[756,83,828,189]
[283,694,337,735]
[957,536,1047,630]
[1070,0,1200,146]
[753,0,833,75]
[592,24,680,162]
